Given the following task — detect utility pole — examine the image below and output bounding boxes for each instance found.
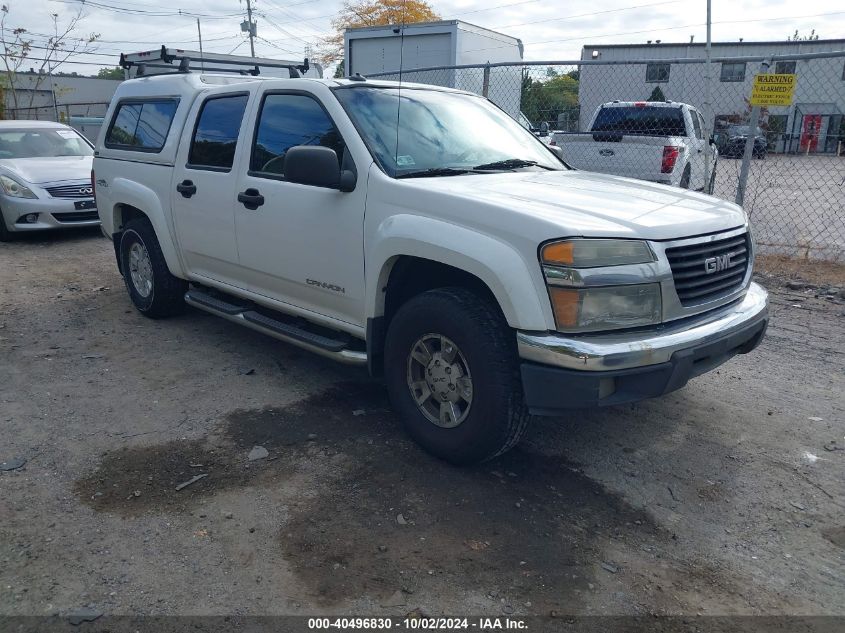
[245,0,256,58]
[703,0,713,192]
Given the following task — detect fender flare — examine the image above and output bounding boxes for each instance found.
[367,214,552,331]
[110,178,186,278]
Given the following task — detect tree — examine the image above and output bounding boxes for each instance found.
[333,59,345,78]
[96,67,124,80]
[520,72,579,130]
[0,4,99,116]
[319,0,440,65]
[647,86,666,102]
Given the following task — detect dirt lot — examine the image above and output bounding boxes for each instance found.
[1,228,844,619]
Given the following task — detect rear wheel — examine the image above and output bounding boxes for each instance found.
[384,287,531,465]
[119,217,187,318]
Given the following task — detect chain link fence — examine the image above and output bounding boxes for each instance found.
[370,51,845,262]
[2,102,109,142]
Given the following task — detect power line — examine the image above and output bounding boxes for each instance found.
[50,0,242,20]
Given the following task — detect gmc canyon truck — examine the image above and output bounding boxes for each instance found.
[93,67,768,464]
[552,101,718,193]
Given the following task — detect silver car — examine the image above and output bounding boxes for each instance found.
[0,121,98,241]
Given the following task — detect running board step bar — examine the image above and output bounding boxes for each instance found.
[184,289,367,366]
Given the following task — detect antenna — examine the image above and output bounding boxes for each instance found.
[394,1,407,170]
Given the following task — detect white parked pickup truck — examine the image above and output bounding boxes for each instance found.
[93,69,767,464]
[552,101,717,192]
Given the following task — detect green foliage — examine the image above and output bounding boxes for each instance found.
[520,71,579,130]
[647,86,666,102]
[333,60,345,79]
[96,67,124,80]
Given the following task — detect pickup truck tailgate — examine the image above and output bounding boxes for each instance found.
[555,133,681,182]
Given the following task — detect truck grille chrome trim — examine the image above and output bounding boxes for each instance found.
[665,231,750,307]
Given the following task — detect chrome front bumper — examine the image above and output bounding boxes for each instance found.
[517,281,768,372]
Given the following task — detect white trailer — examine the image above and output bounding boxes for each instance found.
[344,20,524,118]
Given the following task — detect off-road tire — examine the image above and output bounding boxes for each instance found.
[119,217,187,318]
[679,164,691,189]
[384,287,531,465]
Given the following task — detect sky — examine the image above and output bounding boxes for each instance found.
[4,0,844,76]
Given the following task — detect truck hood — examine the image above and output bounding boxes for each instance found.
[412,169,746,241]
[0,156,93,185]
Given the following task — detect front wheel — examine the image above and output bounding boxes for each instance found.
[384,287,531,465]
[0,213,14,242]
[119,217,187,318]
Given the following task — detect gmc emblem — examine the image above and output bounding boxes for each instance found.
[704,252,737,274]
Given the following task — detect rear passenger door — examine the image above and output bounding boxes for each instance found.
[172,89,253,286]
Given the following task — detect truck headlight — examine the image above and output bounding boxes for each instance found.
[541,239,654,268]
[0,175,37,199]
[549,284,661,332]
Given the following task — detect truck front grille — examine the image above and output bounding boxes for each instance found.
[666,232,750,306]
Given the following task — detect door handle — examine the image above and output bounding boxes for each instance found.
[237,188,265,210]
[176,180,197,198]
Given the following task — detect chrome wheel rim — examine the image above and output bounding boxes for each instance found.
[128,241,153,298]
[406,333,473,428]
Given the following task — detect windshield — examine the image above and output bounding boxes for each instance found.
[334,86,564,177]
[591,106,686,136]
[0,128,93,159]
[729,126,762,136]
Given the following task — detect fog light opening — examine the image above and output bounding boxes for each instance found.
[598,377,616,400]
[16,213,39,224]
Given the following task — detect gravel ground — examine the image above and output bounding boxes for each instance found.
[1,228,844,619]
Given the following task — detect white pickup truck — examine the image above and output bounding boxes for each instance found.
[93,67,767,464]
[552,101,717,192]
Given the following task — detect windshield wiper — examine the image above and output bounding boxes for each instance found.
[396,167,472,179]
[472,158,553,171]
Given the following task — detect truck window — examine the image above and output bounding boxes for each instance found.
[250,94,345,178]
[188,94,249,171]
[591,106,685,136]
[105,100,178,151]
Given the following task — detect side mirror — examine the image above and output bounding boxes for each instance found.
[549,145,565,160]
[283,146,356,192]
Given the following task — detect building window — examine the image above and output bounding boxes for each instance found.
[775,61,796,75]
[188,94,249,171]
[720,62,746,82]
[105,99,179,152]
[645,63,670,83]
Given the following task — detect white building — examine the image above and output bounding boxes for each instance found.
[578,39,845,153]
[344,20,524,118]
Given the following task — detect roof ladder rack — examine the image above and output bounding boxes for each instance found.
[119,46,311,78]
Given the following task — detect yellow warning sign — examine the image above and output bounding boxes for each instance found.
[750,74,796,107]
